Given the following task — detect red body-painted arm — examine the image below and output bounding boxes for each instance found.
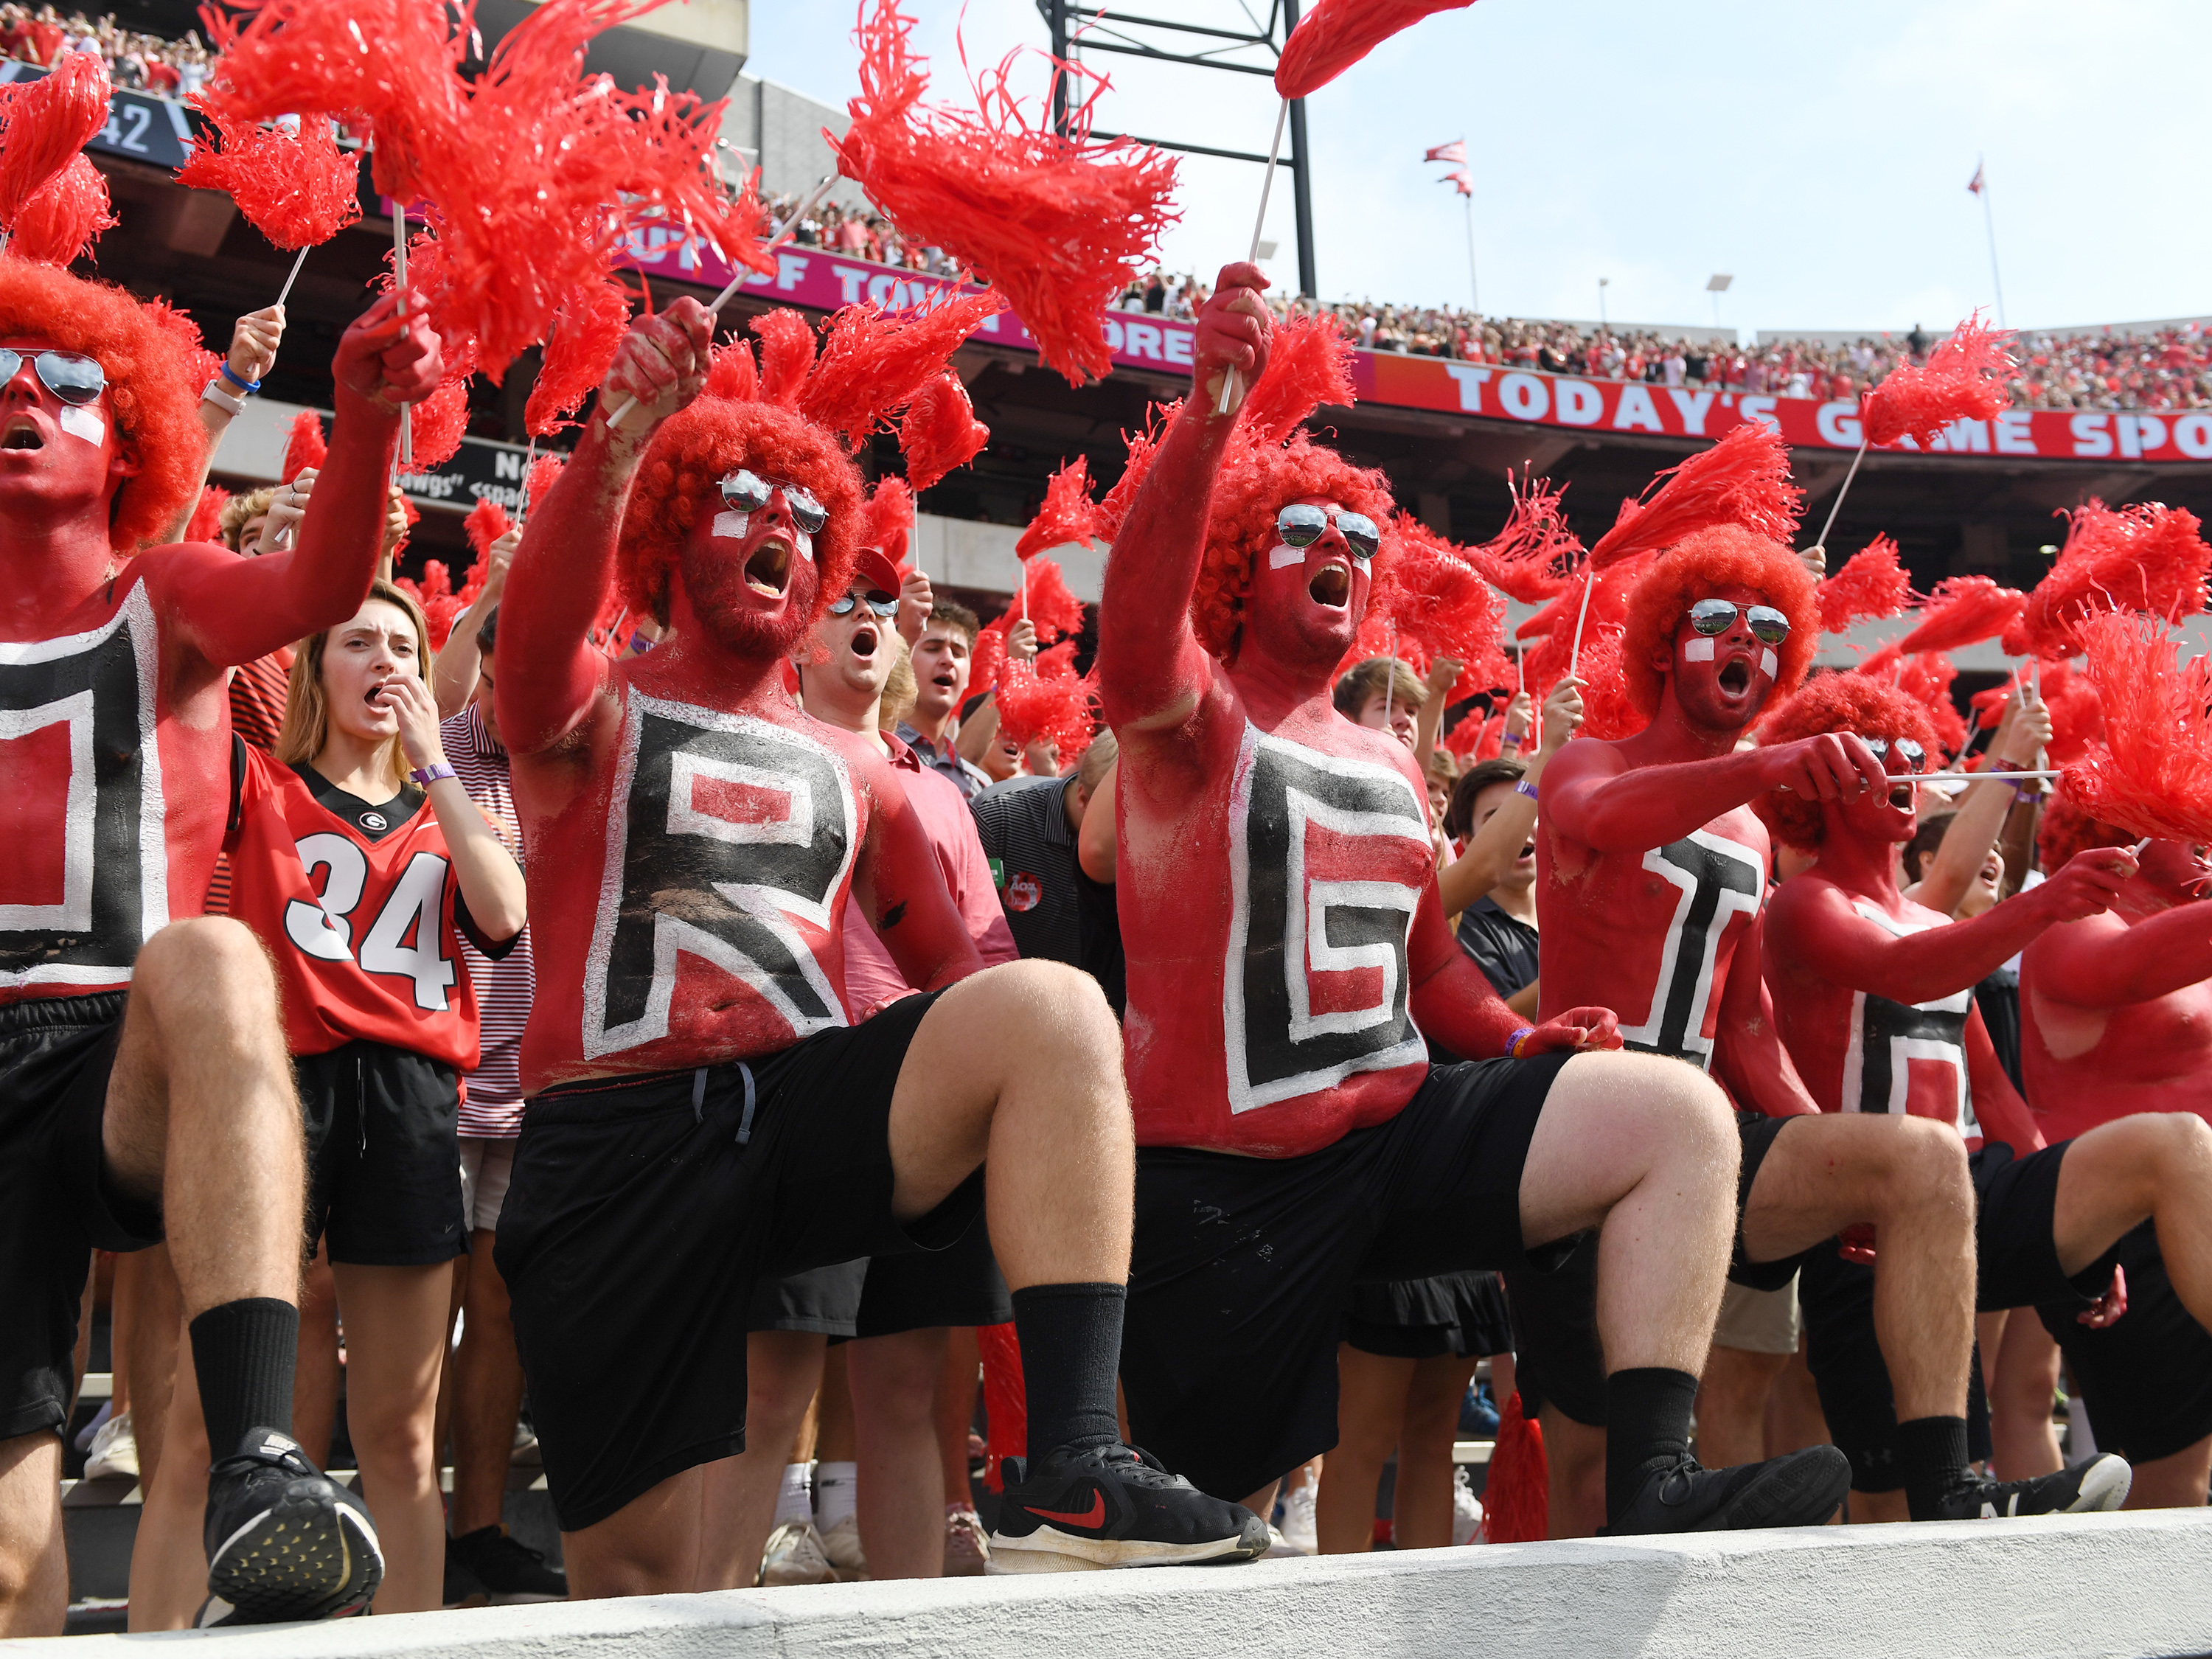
[1544,731,1888,856]
[1965,1008,2046,1155]
[2025,903,2212,1009]
[167,295,439,667]
[1096,264,1270,737]
[1714,914,1820,1116]
[854,755,987,992]
[1408,874,1618,1057]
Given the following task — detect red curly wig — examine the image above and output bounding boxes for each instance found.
[1621,524,1819,720]
[1754,672,1939,850]
[2037,796,2130,877]
[616,396,864,627]
[1193,431,1396,659]
[0,257,205,551]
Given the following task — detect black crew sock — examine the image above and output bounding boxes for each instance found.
[1899,1416,1970,1520]
[190,1297,299,1458]
[1011,1282,1126,1465]
[1604,1366,1700,1520]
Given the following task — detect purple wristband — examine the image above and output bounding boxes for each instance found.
[410,762,456,787]
[1506,1025,1534,1057]
[1514,779,1540,801]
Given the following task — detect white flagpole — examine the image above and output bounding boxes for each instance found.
[1462,189,1479,316]
[1977,158,2008,330]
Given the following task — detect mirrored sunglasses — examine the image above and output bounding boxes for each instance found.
[827,591,900,619]
[720,469,828,535]
[0,348,105,406]
[1276,502,1380,560]
[1688,597,1792,647]
[1862,737,1928,771]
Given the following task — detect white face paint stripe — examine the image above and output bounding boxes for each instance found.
[1761,647,1779,678]
[793,526,814,563]
[1683,636,1715,661]
[1267,542,1304,569]
[57,405,103,446]
[712,509,749,541]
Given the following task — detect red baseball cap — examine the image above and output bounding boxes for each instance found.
[851,546,903,602]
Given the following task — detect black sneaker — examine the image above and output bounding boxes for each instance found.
[1924,1454,2132,1520]
[1604,1447,1851,1535]
[452,1523,568,1603]
[197,1427,382,1626]
[443,1533,487,1610]
[988,1443,1268,1573]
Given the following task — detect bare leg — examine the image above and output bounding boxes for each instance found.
[1540,1409,1607,1539]
[0,1433,65,1637]
[451,1229,529,1537]
[331,1262,451,1614]
[883,964,1130,1289]
[562,1467,704,1600]
[849,1327,951,1580]
[123,1244,181,1492]
[2123,1434,2212,1510]
[1764,1341,1832,1460]
[2053,1116,2212,1325]
[1697,1346,1789,1469]
[1318,1346,1411,1554]
[1490,1352,1516,1407]
[1988,1311,2062,1480]
[127,1326,210,1630]
[936,1327,979,1506]
[431,1253,469,1476]
[695,1331,824,1590]
[293,1246,340,1469]
[1394,1354,1478,1550]
[1741,1115,1975,1423]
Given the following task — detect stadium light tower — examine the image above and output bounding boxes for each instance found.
[1707,272,1733,331]
[1035,0,1320,299]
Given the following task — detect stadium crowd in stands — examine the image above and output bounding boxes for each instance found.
[0,5,212,94]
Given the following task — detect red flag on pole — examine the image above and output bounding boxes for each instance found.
[1441,167,1472,197]
[1966,160,1986,195]
[1425,139,1467,164]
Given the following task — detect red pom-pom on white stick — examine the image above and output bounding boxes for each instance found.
[1016,456,1102,560]
[801,288,1005,448]
[0,51,110,241]
[9,153,114,265]
[899,371,988,493]
[1588,422,1803,571]
[1274,0,1480,100]
[2061,611,2212,845]
[2020,498,2211,660]
[1893,574,2025,657]
[1818,532,1916,633]
[282,409,327,484]
[1860,311,2016,452]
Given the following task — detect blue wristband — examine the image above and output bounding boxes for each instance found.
[1505,1026,1535,1058]
[219,363,260,393]
[1514,779,1539,801]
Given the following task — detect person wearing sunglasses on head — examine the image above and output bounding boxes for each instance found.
[1095,264,1851,1551]
[1753,673,2173,1523]
[1531,522,2126,1533]
[0,261,441,1636]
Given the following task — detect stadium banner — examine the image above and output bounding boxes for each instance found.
[619,228,2210,466]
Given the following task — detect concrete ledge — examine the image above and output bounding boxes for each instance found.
[21,1511,2212,1659]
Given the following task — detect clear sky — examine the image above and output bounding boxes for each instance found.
[742,0,2209,340]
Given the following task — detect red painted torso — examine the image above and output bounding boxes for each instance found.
[2023,911,2212,1139]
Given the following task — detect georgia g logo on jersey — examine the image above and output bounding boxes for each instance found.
[0,585,168,990]
[1841,901,1979,1140]
[1223,725,1430,1113]
[582,693,856,1059]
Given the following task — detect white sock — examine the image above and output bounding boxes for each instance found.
[773,1462,813,1528]
[815,1461,858,1531]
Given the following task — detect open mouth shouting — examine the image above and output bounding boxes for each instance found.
[849,622,879,661]
[1,412,44,451]
[1888,779,1918,810]
[1308,560,1352,609]
[745,535,793,599]
[1717,653,1753,696]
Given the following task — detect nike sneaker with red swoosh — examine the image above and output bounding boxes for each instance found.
[988,1443,1268,1573]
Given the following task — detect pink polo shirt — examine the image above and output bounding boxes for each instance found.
[842,731,1019,1020]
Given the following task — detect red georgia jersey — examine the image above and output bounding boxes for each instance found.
[224,745,504,1068]
[0,574,231,1004]
[515,686,864,1093]
[1121,712,1434,1158]
[1832,900,1983,1150]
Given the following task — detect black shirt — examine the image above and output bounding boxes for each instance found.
[1455,896,1540,1001]
[968,775,1082,967]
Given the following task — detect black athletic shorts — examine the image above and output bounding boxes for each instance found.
[748,1260,868,1338]
[1503,1109,1802,1430]
[1121,1053,1571,1502]
[496,992,980,1531]
[2042,1220,2212,1465]
[853,1214,1010,1339]
[1801,1141,2090,1491]
[299,1040,467,1267]
[0,992,162,1441]
[1343,1270,1514,1361]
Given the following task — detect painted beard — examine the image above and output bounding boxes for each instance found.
[678,534,822,659]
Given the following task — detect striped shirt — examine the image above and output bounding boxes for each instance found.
[443,703,533,1135]
[968,773,1082,967]
[229,648,293,754]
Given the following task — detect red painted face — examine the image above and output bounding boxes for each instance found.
[1240,495,1376,668]
[675,472,822,660]
[1832,735,1925,846]
[0,334,133,526]
[2140,839,2212,901]
[1663,582,1785,733]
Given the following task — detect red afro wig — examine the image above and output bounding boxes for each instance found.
[1621,524,1820,720]
[1753,671,1939,850]
[1193,432,1395,660]
[616,396,863,628]
[0,257,205,551]
[2038,796,2131,876]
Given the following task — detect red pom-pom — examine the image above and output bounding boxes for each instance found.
[1861,311,2016,451]
[970,612,1009,696]
[799,288,1004,447]
[1573,621,1649,741]
[1374,512,1512,693]
[1970,661,2105,765]
[1275,0,1478,99]
[0,51,109,233]
[1482,1391,1548,1544]
[185,484,230,544]
[9,153,114,265]
[900,371,988,493]
[860,476,915,569]
[975,1321,1025,1494]
[396,557,465,651]
[282,408,327,484]
[1894,574,2025,656]
[751,308,816,408]
[1467,471,1578,605]
[2021,499,2212,659]
[995,656,1096,764]
[408,371,472,470]
[1587,422,1802,571]
[1857,645,1967,757]
[137,294,223,394]
[175,102,361,251]
[1819,533,1915,632]
[1444,709,1502,762]
[703,335,759,403]
[524,275,630,438]
[463,496,512,561]
[1015,556,1086,647]
[831,0,1178,385]
[1237,311,1355,448]
[1016,456,1102,560]
[2059,612,2212,846]
[524,450,565,518]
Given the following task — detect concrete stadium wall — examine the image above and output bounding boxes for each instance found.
[29,1511,2212,1659]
